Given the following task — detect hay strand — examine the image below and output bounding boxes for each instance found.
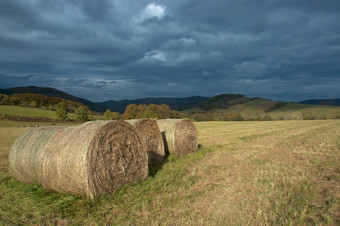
[127,119,165,164]
[157,119,198,156]
[9,121,148,199]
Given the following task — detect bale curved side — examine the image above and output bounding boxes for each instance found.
[157,119,198,156]
[9,126,67,184]
[9,121,148,199]
[127,119,165,163]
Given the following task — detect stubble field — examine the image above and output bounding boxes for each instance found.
[0,120,339,225]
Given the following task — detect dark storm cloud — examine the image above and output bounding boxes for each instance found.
[0,0,339,101]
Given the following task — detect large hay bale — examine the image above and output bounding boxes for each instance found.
[127,119,165,163]
[9,121,148,199]
[157,119,198,156]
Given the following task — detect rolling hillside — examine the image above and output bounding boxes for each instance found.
[187,97,340,121]
[267,103,340,120]
[1,86,209,113]
[1,86,339,120]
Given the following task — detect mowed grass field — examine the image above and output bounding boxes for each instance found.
[0,120,339,225]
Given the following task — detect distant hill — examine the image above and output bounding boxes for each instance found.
[1,86,209,113]
[98,96,209,113]
[0,88,12,95]
[187,95,283,121]
[198,94,250,110]
[2,86,339,120]
[186,94,340,121]
[267,103,340,120]
[0,86,106,112]
[300,99,340,106]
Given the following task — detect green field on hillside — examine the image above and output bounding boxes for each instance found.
[268,103,340,120]
[187,100,340,121]
[0,105,77,120]
[0,120,339,224]
[0,105,58,119]
[216,98,276,117]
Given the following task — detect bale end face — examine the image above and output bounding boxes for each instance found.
[174,119,198,156]
[86,121,149,198]
[157,119,198,156]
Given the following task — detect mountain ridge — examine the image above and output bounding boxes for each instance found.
[0,86,210,113]
[299,98,340,106]
[1,86,339,114]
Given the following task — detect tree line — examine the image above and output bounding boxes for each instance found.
[0,93,182,122]
[0,93,94,122]
[104,104,182,120]
[0,93,83,112]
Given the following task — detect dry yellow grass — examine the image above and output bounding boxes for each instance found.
[0,119,339,225]
[191,120,340,224]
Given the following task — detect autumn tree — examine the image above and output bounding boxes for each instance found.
[56,102,68,120]
[171,110,182,118]
[104,109,113,120]
[1,95,10,105]
[123,104,138,119]
[158,104,172,118]
[10,96,20,106]
[135,104,147,119]
[141,104,161,118]
[75,106,90,122]
[112,112,121,120]
[29,101,37,108]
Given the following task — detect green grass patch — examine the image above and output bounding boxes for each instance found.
[0,105,77,120]
[212,98,277,116]
[0,105,58,119]
[181,107,204,114]
[268,103,340,120]
[0,131,212,225]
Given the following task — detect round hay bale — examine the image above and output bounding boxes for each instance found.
[156,119,198,156]
[9,121,148,199]
[127,119,165,164]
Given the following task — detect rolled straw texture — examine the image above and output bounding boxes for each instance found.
[9,121,148,199]
[156,119,198,156]
[127,119,165,163]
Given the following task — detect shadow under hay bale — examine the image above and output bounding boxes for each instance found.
[9,121,148,199]
[157,119,198,156]
[126,119,165,164]
[148,155,169,177]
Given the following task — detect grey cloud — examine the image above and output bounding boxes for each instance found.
[229,61,282,78]
[0,0,339,101]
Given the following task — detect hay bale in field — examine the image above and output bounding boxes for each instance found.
[9,121,148,199]
[157,119,198,156]
[127,119,165,164]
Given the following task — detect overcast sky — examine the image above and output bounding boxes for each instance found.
[1,0,339,102]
